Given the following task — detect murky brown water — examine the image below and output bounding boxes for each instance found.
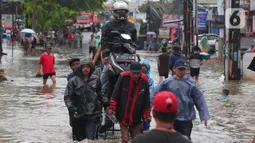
[0,34,254,143]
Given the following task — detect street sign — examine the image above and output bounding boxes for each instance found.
[225,8,246,29]
[135,13,146,20]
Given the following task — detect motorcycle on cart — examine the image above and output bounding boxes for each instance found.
[98,31,140,139]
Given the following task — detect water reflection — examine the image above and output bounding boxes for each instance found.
[0,38,254,142]
[36,84,56,98]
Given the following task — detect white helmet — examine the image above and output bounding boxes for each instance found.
[112,1,129,21]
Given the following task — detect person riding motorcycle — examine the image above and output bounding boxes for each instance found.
[93,1,137,65]
[101,1,137,55]
[93,1,137,103]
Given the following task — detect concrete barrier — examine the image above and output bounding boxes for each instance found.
[242,53,255,81]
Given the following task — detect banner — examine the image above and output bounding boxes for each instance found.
[198,11,208,31]
[162,14,178,28]
[158,28,170,38]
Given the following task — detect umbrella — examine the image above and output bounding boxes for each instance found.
[147,31,156,35]
[6,25,13,29]
[21,28,35,34]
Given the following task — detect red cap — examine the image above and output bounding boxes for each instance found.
[153,91,178,113]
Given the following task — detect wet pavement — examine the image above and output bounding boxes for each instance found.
[0,32,254,143]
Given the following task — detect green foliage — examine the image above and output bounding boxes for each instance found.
[22,0,106,32]
[57,0,106,12]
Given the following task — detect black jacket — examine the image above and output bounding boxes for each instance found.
[101,19,137,54]
[109,72,151,126]
[64,61,102,125]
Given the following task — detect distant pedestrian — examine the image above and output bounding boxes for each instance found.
[64,60,102,141]
[89,33,96,58]
[158,47,170,82]
[108,62,151,143]
[37,45,56,86]
[169,46,185,75]
[133,91,192,143]
[68,32,73,48]
[146,35,154,53]
[67,58,80,81]
[200,34,208,53]
[247,45,255,52]
[140,59,154,131]
[152,59,210,140]
[0,69,8,82]
[188,46,203,82]
[78,32,83,49]
[6,29,11,44]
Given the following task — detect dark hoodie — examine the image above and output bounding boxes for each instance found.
[64,60,102,126]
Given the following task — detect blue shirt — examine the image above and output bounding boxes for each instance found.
[67,72,75,81]
[152,75,210,121]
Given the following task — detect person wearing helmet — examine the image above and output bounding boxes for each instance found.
[100,1,137,58]
[133,91,191,143]
[92,1,137,106]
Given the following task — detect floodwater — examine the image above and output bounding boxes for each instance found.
[0,32,254,143]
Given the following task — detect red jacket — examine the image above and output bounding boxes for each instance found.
[109,72,151,126]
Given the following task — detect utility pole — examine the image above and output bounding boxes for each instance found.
[183,0,192,59]
[147,0,151,32]
[183,0,188,59]
[225,0,242,80]
[230,0,241,80]
[177,0,181,42]
[194,0,198,46]
[12,1,14,57]
[32,0,37,30]
[225,0,230,82]
[0,0,2,55]
[0,0,6,56]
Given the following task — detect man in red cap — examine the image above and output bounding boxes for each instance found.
[133,91,191,143]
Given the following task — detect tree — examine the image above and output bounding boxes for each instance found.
[23,0,77,32]
[23,0,106,32]
[57,0,106,11]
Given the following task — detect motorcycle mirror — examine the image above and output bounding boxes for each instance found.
[121,34,131,40]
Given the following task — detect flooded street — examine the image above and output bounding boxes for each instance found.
[0,32,254,143]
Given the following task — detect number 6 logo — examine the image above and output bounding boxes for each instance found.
[225,8,246,29]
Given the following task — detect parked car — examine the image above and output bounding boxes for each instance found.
[195,33,219,53]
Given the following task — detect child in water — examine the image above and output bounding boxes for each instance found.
[218,89,230,99]
[0,69,8,82]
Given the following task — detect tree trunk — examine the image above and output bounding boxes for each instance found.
[32,0,37,30]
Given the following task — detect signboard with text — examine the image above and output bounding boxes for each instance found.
[198,11,208,31]
[162,14,178,28]
[158,28,170,38]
